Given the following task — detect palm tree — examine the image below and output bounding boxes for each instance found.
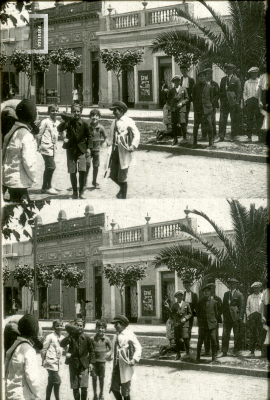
[151,0,266,85]
[154,200,267,302]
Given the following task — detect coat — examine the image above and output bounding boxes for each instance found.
[192,82,213,115]
[208,80,220,109]
[213,294,223,323]
[5,337,40,400]
[111,328,141,384]
[171,301,192,326]
[60,332,95,369]
[223,290,244,323]
[197,297,218,330]
[220,74,242,107]
[183,291,198,316]
[41,332,65,371]
[58,118,92,154]
[3,121,37,188]
[167,86,189,113]
[110,115,140,170]
[38,117,60,157]
[180,76,195,103]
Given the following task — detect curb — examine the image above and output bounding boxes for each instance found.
[139,143,267,164]
[139,358,268,378]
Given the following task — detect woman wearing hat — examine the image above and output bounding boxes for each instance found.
[5,314,41,400]
[2,99,38,202]
[108,102,140,199]
[110,315,141,400]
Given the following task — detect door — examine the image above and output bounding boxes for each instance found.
[95,275,102,319]
[159,57,172,108]
[125,284,138,323]
[2,71,9,100]
[161,272,175,322]
[92,61,99,104]
[122,69,135,108]
[39,287,48,319]
[36,72,44,104]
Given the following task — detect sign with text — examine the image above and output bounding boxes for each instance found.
[141,285,155,316]
[138,70,153,101]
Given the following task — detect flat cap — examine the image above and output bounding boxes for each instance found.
[251,281,262,288]
[225,63,236,69]
[227,278,239,283]
[180,64,188,69]
[183,278,192,284]
[111,315,129,327]
[174,290,184,297]
[204,68,213,73]
[109,101,128,113]
[202,283,213,291]
[171,75,181,82]
[248,67,259,73]
[198,69,206,76]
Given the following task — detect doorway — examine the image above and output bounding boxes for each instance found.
[36,72,44,104]
[158,57,172,108]
[74,73,83,104]
[95,275,102,319]
[122,69,135,108]
[125,285,138,323]
[161,272,175,322]
[39,287,48,319]
[92,60,99,104]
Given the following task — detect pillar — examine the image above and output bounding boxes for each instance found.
[85,256,94,322]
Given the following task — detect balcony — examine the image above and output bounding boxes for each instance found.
[114,228,142,244]
[111,13,139,29]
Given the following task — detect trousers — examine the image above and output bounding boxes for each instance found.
[219,103,240,138]
[222,319,241,353]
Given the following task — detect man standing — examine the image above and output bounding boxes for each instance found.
[205,68,220,139]
[183,278,198,340]
[60,319,95,400]
[170,290,192,360]
[219,63,241,141]
[204,283,222,354]
[192,70,214,148]
[196,284,218,363]
[246,282,263,356]
[167,75,189,145]
[243,67,263,141]
[222,278,244,356]
[179,64,195,126]
[58,104,92,199]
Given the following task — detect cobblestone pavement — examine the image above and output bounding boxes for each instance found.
[8,145,265,201]
[35,355,268,400]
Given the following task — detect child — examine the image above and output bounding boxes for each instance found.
[91,320,112,400]
[86,109,108,189]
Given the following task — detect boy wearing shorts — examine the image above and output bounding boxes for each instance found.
[86,109,108,189]
[91,320,112,400]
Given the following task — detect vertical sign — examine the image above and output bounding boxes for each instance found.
[141,285,155,316]
[138,70,153,101]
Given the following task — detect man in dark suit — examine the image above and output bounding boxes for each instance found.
[180,64,195,126]
[204,283,222,354]
[183,278,198,340]
[196,284,219,362]
[222,278,244,356]
[170,290,192,360]
[205,68,220,139]
[192,70,214,148]
[60,319,96,400]
[167,75,189,145]
[219,63,242,141]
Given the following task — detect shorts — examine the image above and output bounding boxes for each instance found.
[67,149,86,173]
[178,112,187,125]
[92,152,100,168]
[109,147,128,183]
[48,370,61,385]
[69,366,89,389]
[93,362,105,378]
[42,154,56,170]
[110,364,131,396]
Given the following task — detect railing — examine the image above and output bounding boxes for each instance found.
[112,13,139,29]
[115,228,142,244]
[151,222,183,240]
[147,8,178,24]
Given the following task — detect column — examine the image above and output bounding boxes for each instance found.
[156,269,161,320]
[108,70,113,105]
[85,255,94,322]
[134,64,139,107]
[137,281,142,319]
[111,285,116,318]
[153,55,158,105]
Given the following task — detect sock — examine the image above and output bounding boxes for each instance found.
[70,173,77,193]
[79,171,86,194]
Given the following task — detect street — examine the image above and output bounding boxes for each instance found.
[21,145,267,200]
[35,356,268,400]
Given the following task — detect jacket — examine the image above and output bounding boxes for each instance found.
[197,297,218,330]
[171,301,192,327]
[110,115,140,169]
[167,86,189,113]
[60,332,95,369]
[3,121,37,188]
[5,337,40,400]
[192,82,213,115]
[223,290,244,322]
[180,76,195,103]
[207,80,220,109]
[213,294,223,323]
[220,74,242,107]
[38,117,60,157]
[183,290,198,316]
[58,118,92,154]
[111,328,141,384]
[41,332,65,371]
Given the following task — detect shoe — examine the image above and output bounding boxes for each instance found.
[175,353,181,361]
[204,352,210,356]
[46,188,58,195]
[172,139,178,146]
[192,143,197,149]
[116,191,122,199]
[72,192,78,199]
[221,353,227,357]
[99,395,104,400]
[246,138,252,143]
[79,192,86,199]
[41,189,47,193]
[93,395,98,400]
[216,138,224,142]
[250,352,255,356]
[92,182,100,189]
[195,357,200,364]
[200,137,208,142]
[181,139,187,144]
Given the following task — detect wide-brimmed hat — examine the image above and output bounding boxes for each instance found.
[171,75,181,82]
[248,67,259,74]
[109,101,128,113]
[111,315,129,327]
[16,99,37,123]
[18,314,39,338]
[174,290,184,297]
[251,281,262,288]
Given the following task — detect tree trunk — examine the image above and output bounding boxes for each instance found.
[116,75,122,101]
[64,74,68,111]
[120,289,124,314]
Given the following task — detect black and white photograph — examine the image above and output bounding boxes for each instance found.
[1,1,268,400]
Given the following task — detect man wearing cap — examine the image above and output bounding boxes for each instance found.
[222,278,244,356]
[204,283,222,354]
[167,76,189,145]
[108,101,140,199]
[180,64,195,125]
[110,315,141,400]
[58,104,93,199]
[219,63,241,141]
[246,282,263,355]
[170,290,192,360]
[196,284,219,362]
[183,278,198,340]
[192,69,214,148]
[205,68,220,139]
[243,67,263,141]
